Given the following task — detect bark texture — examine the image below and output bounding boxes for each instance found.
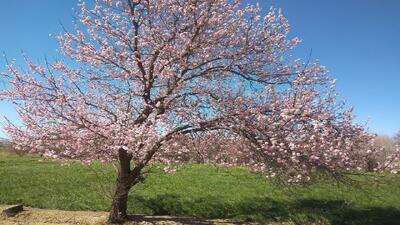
[108,145,154,223]
[108,149,134,223]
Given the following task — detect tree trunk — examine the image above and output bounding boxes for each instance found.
[108,149,133,224]
[109,179,129,223]
[107,147,151,224]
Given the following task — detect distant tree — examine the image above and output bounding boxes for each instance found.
[0,0,397,223]
[394,130,400,145]
[387,131,400,171]
[366,135,395,171]
[374,135,395,152]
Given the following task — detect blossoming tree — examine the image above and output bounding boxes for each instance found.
[1,0,397,223]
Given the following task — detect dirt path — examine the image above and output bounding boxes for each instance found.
[0,205,271,225]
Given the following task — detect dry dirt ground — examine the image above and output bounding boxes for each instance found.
[0,205,291,225]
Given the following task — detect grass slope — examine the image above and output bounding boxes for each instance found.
[0,148,399,225]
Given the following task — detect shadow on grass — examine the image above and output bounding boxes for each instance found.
[128,194,400,225]
[125,214,253,225]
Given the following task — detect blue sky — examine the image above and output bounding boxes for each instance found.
[0,0,399,138]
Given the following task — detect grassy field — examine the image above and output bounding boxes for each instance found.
[0,145,399,225]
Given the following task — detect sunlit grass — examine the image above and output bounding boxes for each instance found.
[0,147,399,225]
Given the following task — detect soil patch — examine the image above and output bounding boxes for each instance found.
[0,205,274,225]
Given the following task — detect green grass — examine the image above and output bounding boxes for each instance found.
[0,147,399,225]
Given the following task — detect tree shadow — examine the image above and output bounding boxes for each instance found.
[127,194,400,225]
[125,214,254,225]
[291,199,400,225]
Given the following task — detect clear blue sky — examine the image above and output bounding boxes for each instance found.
[0,0,399,138]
